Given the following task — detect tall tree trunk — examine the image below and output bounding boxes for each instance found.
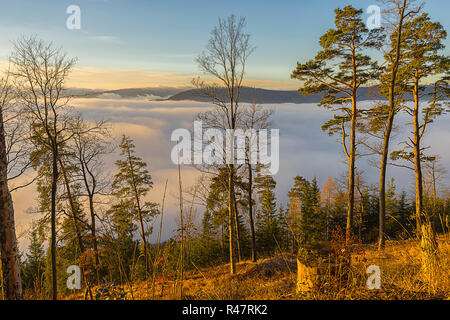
[0,108,22,300]
[247,163,257,262]
[378,0,407,250]
[59,159,94,299]
[413,75,424,230]
[88,195,100,283]
[378,107,396,249]
[221,225,225,260]
[136,203,148,276]
[126,148,149,277]
[60,162,93,299]
[233,194,242,262]
[431,162,437,213]
[80,160,100,283]
[359,191,365,241]
[347,96,357,241]
[51,146,58,300]
[228,165,236,274]
[177,162,184,298]
[59,160,85,254]
[378,128,390,249]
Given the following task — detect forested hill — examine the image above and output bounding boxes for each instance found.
[72,87,188,99]
[167,86,331,104]
[165,86,440,104]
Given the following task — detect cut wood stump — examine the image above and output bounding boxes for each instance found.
[296,241,351,294]
[420,222,439,290]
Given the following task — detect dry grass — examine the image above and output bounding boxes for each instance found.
[65,234,449,300]
[356,234,449,300]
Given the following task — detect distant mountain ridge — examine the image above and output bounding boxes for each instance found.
[72,85,441,104]
[166,86,440,104]
[72,87,189,99]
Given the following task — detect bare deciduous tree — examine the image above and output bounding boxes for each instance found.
[72,120,112,284]
[10,36,77,300]
[241,102,273,262]
[194,14,255,274]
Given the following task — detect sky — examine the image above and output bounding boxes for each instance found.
[0,0,449,89]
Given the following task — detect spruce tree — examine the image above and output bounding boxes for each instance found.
[254,174,281,255]
[112,135,159,278]
[288,176,323,246]
[22,223,45,295]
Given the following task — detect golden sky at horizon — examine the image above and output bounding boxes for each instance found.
[66,66,301,91]
[0,60,300,91]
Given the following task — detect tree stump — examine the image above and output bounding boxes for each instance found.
[296,241,351,294]
[420,222,439,290]
[296,259,320,293]
[296,242,332,294]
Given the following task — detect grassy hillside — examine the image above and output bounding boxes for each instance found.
[64,234,449,300]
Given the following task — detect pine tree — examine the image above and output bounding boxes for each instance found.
[386,191,414,238]
[201,210,215,240]
[278,204,290,251]
[22,223,45,296]
[103,199,139,282]
[206,168,247,261]
[112,135,159,278]
[391,13,448,230]
[292,6,384,241]
[254,174,281,255]
[365,0,421,250]
[288,176,324,246]
[206,171,229,259]
[321,175,337,240]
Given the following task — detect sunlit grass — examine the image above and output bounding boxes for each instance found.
[63,234,449,300]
